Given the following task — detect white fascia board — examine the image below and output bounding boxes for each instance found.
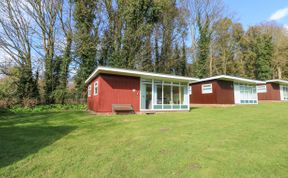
[266,79,288,85]
[190,75,265,85]
[85,66,199,84]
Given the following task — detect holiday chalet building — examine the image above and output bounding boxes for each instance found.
[85,67,198,113]
[189,75,265,105]
[258,79,288,102]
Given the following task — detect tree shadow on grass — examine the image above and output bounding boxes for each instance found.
[190,107,200,111]
[0,111,84,127]
[0,125,76,168]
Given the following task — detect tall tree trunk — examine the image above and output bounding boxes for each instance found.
[277,66,282,79]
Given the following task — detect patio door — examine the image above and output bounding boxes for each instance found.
[141,80,152,110]
[280,85,288,101]
[234,83,257,104]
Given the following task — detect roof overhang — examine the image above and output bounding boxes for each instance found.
[266,79,288,85]
[190,75,265,85]
[85,67,199,84]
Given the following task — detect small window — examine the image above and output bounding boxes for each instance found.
[94,81,98,96]
[88,85,92,97]
[202,84,213,94]
[257,85,267,93]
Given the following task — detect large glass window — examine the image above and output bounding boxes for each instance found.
[180,86,185,104]
[237,84,257,104]
[141,79,189,110]
[173,86,180,104]
[141,79,152,110]
[163,85,171,104]
[282,86,288,101]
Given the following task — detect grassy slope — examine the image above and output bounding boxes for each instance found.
[1,103,288,177]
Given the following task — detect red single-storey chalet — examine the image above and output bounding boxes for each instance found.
[257,80,288,101]
[85,67,198,113]
[189,75,265,105]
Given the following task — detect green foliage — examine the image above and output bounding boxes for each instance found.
[242,26,273,80]
[9,104,86,113]
[17,65,40,101]
[74,0,98,99]
[196,12,211,78]
[255,34,273,80]
[212,18,245,76]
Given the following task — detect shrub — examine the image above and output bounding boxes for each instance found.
[22,98,38,108]
[0,98,18,109]
[9,104,87,113]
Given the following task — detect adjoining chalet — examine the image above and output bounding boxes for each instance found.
[189,75,265,105]
[258,80,288,101]
[85,67,198,113]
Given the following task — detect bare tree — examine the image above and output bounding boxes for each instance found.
[25,0,61,103]
[259,22,288,79]
[0,0,39,100]
[184,0,225,77]
[56,0,74,104]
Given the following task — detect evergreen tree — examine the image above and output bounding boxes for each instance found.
[154,36,160,72]
[173,43,181,74]
[159,0,178,74]
[180,40,187,76]
[196,12,211,78]
[74,0,98,99]
[255,34,273,80]
[140,34,154,72]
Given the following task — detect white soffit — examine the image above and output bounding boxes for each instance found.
[190,75,265,85]
[266,79,288,85]
[85,66,199,84]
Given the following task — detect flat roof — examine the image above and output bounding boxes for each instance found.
[266,79,288,85]
[85,66,199,84]
[190,75,265,85]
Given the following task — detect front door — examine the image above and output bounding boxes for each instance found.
[280,85,288,101]
[141,82,152,110]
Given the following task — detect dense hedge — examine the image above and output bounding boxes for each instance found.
[8,104,87,113]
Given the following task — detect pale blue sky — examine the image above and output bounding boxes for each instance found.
[224,0,288,29]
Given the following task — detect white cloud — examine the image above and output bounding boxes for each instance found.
[269,7,288,21]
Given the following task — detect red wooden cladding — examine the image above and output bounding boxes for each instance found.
[190,80,235,104]
[87,74,140,112]
[258,83,281,101]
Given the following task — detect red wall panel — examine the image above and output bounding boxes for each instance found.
[258,83,280,101]
[216,80,235,104]
[190,80,234,104]
[87,74,140,112]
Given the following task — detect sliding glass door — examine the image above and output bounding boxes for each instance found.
[140,80,152,110]
[234,83,257,104]
[280,85,288,101]
[141,79,189,110]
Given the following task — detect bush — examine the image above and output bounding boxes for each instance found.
[0,98,18,109]
[22,98,38,108]
[9,104,87,113]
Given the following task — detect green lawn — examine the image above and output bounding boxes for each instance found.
[1,103,288,177]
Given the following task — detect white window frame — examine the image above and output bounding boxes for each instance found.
[88,85,92,97]
[202,84,213,94]
[94,81,98,96]
[234,83,258,104]
[256,85,267,93]
[280,85,288,101]
[140,79,189,111]
[189,86,192,95]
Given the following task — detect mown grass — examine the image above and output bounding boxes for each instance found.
[1,103,288,177]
